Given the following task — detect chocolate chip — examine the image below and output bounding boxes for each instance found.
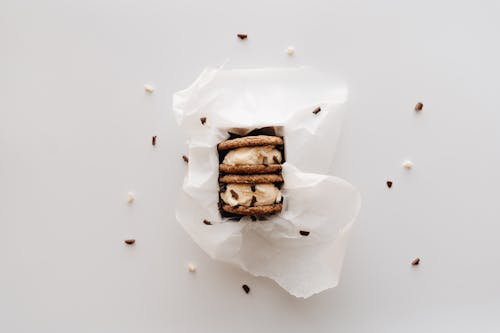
[230,189,239,199]
[411,257,420,266]
[219,183,227,193]
[200,117,207,125]
[386,181,393,188]
[251,184,256,192]
[273,156,279,164]
[250,195,257,207]
[312,107,321,115]
[152,136,157,146]
[182,155,189,163]
[250,216,257,221]
[415,102,423,112]
[299,230,310,236]
[203,219,212,225]
[237,34,248,40]
[242,284,250,293]
[124,239,135,245]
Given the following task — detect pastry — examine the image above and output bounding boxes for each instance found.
[219,174,283,184]
[219,164,282,174]
[217,135,283,151]
[218,133,284,218]
[221,203,283,216]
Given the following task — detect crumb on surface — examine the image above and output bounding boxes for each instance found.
[237,34,248,40]
[188,263,196,272]
[127,192,135,204]
[286,46,295,55]
[411,257,420,266]
[124,239,135,245]
[402,160,413,169]
[144,84,155,93]
[242,284,250,294]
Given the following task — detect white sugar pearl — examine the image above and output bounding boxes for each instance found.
[144,84,155,93]
[402,160,414,169]
[127,192,135,203]
[286,46,295,56]
[187,263,196,272]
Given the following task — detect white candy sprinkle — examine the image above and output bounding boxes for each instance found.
[402,160,414,169]
[286,46,295,56]
[127,192,135,203]
[187,263,196,272]
[144,84,155,93]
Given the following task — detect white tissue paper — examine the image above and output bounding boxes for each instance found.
[173,67,361,298]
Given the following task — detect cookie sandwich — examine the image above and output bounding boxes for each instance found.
[218,134,284,218]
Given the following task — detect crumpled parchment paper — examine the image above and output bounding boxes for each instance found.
[173,67,361,298]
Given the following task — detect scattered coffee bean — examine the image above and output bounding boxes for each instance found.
[386,181,393,188]
[124,239,135,245]
[200,117,207,125]
[237,34,248,40]
[203,219,212,225]
[242,284,250,294]
[299,230,310,236]
[152,135,157,146]
[312,107,321,115]
[230,189,239,200]
[182,155,189,163]
[411,257,420,266]
[415,102,423,112]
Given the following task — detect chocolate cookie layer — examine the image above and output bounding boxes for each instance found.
[221,203,283,215]
[219,174,283,184]
[219,164,282,174]
[218,135,283,151]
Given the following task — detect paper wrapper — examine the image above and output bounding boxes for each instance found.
[173,67,361,298]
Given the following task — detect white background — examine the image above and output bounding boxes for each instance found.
[2,0,500,332]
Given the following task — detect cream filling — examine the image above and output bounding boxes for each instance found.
[220,184,282,207]
[222,146,282,166]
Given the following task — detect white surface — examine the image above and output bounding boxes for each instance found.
[1,0,500,332]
